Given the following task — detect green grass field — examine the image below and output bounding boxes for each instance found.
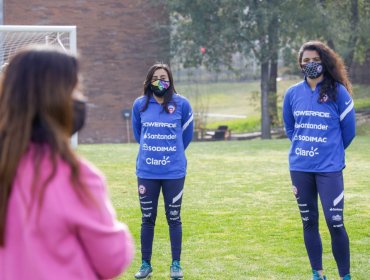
[77,136,370,279]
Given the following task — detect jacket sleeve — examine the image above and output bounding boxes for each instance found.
[337,85,356,149]
[282,89,295,141]
[181,99,194,150]
[132,99,142,144]
[70,163,134,279]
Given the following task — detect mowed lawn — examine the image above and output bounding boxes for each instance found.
[77,136,370,280]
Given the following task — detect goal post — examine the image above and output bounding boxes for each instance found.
[0,25,77,65]
[0,25,79,147]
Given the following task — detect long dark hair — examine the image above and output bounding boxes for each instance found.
[141,63,176,113]
[0,45,89,246]
[298,40,352,102]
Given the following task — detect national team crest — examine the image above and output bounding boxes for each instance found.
[168,104,176,114]
[320,94,328,103]
[292,185,298,196]
[138,185,146,194]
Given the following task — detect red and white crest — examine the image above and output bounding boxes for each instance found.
[292,185,298,196]
[138,185,146,194]
[168,105,175,114]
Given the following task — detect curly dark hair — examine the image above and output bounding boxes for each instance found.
[298,40,352,102]
[141,63,176,113]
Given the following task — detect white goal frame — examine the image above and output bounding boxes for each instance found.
[0,25,79,147]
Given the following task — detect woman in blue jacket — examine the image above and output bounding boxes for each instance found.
[283,41,355,280]
[132,63,193,280]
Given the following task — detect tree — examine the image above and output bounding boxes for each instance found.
[167,0,370,139]
[286,0,370,85]
[168,0,309,138]
[346,0,370,84]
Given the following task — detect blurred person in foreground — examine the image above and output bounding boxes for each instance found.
[0,45,134,280]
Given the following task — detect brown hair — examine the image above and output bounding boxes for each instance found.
[141,63,176,113]
[298,40,352,102]
[0,45,88,246]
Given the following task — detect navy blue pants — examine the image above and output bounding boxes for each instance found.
[290,171,350,277]
[137,177,185,263]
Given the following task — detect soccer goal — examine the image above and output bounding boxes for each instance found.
[0,25,79,147]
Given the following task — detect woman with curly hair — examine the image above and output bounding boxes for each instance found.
[283,41,355,280]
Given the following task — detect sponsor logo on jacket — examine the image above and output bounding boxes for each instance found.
[142,122,176,128]
[142,144,177,152]
[146,156,171,165]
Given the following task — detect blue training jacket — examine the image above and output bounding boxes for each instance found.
[132,94,194,179]
[283,79,356,172]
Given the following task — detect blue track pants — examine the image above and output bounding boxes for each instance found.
[290,171,350,277]
[137,177,185,263]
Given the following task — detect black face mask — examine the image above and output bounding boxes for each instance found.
[31,100,86,142]
[150,80,170,97]
[71,99,86,134]
[301,61,324,79]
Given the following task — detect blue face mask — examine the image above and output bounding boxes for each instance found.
[301,61,324,79]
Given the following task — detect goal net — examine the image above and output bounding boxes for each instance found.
[0,25,78,146]
[0,25,76,68]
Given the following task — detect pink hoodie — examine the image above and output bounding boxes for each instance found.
[0,145,134,280]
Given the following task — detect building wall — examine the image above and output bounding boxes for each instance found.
[4,0,170,143]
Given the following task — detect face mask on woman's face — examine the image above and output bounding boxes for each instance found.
[31,100,86,143]
[301,61,324,79]
[71,99,86,134]
[150,79,170,97]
